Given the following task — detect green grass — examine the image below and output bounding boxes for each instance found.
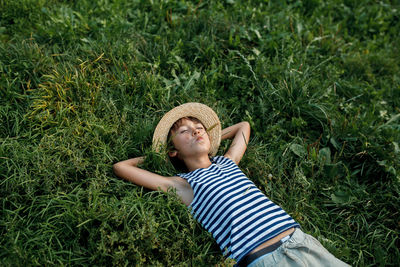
[1,0,399,266]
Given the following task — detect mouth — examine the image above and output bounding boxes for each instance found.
[195,136,204,142]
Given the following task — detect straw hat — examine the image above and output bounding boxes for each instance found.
[152,103,221,156]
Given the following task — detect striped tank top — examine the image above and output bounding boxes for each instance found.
[178,156,299,262]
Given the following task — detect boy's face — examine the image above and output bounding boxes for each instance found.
[169,118,211,159]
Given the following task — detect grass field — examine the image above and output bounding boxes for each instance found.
[1,0,399,266]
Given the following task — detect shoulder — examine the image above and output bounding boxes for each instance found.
[170,176,194,206]
[212,155,238,168]
[170,176,192,189]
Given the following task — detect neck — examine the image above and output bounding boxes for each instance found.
[184,154,212,172]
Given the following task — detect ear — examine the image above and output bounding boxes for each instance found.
[168,150,178,158]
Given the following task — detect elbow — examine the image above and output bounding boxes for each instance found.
[113,162,122,176]
[242,121,251,131]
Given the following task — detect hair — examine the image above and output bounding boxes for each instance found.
[167,116,209,172]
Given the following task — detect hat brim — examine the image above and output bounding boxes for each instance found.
[152,103,221,156]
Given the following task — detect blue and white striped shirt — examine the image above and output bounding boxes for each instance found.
[178,156,299,262]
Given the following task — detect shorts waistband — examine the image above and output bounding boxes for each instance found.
[238,232,294,267]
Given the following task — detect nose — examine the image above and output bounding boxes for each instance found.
[192,127,202,136]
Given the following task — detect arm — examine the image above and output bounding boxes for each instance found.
[113,157,175,192]
[113,157,193,206]
[222,121,250,164]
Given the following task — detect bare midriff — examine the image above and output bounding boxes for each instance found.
[247,227,295,255]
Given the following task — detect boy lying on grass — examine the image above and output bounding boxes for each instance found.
[113,103,350,267]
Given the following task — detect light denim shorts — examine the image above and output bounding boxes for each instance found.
[247,228,350,267]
